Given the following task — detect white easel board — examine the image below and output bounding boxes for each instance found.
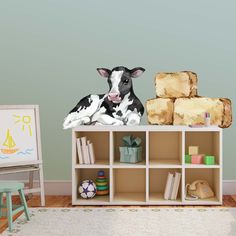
[0,105,41,167]
[0,105,45,206]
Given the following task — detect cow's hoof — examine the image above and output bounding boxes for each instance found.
[126,119,139,125]
[81,116,90,124]
[112,120,124,126]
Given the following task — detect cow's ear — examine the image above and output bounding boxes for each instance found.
[97,68,111,78]
[130,67,145,78]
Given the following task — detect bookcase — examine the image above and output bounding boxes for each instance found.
[72,126,222,205]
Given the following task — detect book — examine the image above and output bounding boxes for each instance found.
[81,136,89,164]
[170,172,181,200]
[86,140,91,164]
[76,138,84,164]
[164,172,174,200]
[88,143,95,164]
[86,143,90,164]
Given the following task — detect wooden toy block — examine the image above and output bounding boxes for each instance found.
[191,154,204,164]
[204,155,215,165]
[188,146,199,155]
[185,154,191,163]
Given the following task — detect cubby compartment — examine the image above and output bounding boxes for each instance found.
[74,168,110,204]
[185,168,221,204]
[185,132,220,166]
[149,132,182,167]
[149,168,182,204]
[112,131,146,166]
[75,131,110,165]
[113,168,146,203]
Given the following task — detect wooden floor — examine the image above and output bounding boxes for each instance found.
[1,195,236,233]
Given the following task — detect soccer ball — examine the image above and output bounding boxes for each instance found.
[78,180,97,199]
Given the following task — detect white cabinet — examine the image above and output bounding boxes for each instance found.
[72,126,222,205]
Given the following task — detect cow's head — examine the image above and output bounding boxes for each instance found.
[97,66,145,103]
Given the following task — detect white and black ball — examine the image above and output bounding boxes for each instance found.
[78,180,97,199]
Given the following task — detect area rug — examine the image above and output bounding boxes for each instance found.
[1,208,236,236]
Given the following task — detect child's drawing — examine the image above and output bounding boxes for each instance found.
[1,129,19,154]
[14,115,33,136]
[0,109,37,165]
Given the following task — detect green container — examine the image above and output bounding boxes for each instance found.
[119,146,142,163]
[204,155,215,165]
[185,154,191,163]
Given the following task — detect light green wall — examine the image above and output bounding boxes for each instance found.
[0,1,235,180]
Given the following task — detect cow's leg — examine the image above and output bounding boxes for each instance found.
[63,115,90,129]
[63,94,104,129]
[126,112,141,125]
[95,114,124,125]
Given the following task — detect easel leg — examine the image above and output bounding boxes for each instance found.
[39,164,45,206]
[6,193,13,232]
[28,171,34,199]
[0,193,3,217]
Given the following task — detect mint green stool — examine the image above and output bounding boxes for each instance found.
[0,182,30,232]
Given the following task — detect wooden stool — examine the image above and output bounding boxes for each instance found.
[0,182,30,232]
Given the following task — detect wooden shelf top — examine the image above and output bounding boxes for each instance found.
[72,125,222,132]
[113,193,146,202]
[184,197,221,205]
[113,161,146,168]
[149,193,182,204]
[149,159,182,168]
[75,160,109,168]
[74,195,109,205]
[184,164,220,168]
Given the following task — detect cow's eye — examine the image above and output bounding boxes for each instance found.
[123,79,129,84]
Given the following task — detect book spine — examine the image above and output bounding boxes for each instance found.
[164,172,173,200]
[76,138,84,164]
[168,174,175,200]
[171,172,181,200]
[86,140,91,164]
[81,137,89,164]
[88,143,95,164]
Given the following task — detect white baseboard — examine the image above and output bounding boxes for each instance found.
[43,181,72,195]
[222,180,236,195]
[1,180,236,195]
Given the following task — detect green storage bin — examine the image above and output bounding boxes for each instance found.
[119,146,142,163]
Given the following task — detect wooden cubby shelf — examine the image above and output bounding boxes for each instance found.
[149,168,182,204]
[73,168,110,205]
[113,168,146,203]
[149,131,182,167]
[112,131,146,167]
[72,126,222,205]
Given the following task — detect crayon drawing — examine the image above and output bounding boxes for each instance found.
[0,109,38,165]
[14,115,33,136]
[1,129,19,154]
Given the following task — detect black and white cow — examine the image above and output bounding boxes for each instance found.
[63,66,145,129]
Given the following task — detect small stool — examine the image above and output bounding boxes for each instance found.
[0,182,30,232]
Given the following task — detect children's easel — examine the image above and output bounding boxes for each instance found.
[0,105,45,206]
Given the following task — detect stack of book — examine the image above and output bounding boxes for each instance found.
[164,172,181,200]
[76,137,95,164]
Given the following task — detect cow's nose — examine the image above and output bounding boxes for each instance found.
[108,92,120,98]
